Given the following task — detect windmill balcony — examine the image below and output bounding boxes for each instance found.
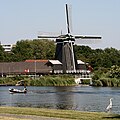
[80,74,92,79]
[52,70,63,74]
[66,70,91,74]
[51,69,91,74]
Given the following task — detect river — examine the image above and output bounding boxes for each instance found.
[0,86,120,114]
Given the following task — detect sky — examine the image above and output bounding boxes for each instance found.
[0,0,120,49]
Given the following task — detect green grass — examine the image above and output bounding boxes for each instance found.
[92,77,120,87]
[0,116,28,120]
[0,107,120,120]
[28,75,75,86]
[0,75,76,86]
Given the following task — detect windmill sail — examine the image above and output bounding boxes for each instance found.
[66,4,71,34]
[75,35,101,39]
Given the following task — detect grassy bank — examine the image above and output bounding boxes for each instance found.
[1,74,120,87]
[0,75,76,86]
[92,78,120,87]
[0,107,120,120]
[28,75,75,86]
[92,67,120,87]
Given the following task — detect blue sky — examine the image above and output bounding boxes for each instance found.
[0,0,120,49]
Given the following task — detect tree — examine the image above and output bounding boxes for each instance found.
[107,65,120,78]
[11,39,55,61]
[0,45,5,61]
[75,46,120,69]
[74,45,93,62]
[12,40,33,61]
[1,39,120,70]
[32,39,55,59]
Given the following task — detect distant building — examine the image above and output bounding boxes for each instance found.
[1,44,15,52]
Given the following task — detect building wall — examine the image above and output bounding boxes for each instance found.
[1,44,14,52]
[0,61,52,76]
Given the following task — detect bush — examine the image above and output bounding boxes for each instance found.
[0,77,17,85]
[92,77,120,87]
[81,79,90,84]
[92,80,103,86]
[28,75,75,86]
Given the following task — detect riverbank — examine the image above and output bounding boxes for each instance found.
[0,107,120,120]
[1,74,120,87]
[0,75,76,86]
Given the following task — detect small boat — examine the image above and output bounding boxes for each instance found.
[9,87,27,94]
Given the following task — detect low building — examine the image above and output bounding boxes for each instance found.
[0,59,91,77]
[0,60,52,77]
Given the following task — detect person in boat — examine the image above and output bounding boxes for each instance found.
[23,87,27,92]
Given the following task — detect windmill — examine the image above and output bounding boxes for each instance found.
[38,4,101,73]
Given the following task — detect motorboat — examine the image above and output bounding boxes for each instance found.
[9,87,27,94]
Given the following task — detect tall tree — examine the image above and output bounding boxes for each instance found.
[11,39,55,61]
[0,45,5,61]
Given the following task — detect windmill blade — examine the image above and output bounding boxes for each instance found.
[75,38,101,44]
[66,4,71,34]
[74,35,102,44]
[38,31,62,39]
[68,4,73,33]
[74,35,102,39]
[38,34,72,39]
[38,35,58,38]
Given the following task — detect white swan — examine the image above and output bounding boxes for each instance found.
[106,98,113,112]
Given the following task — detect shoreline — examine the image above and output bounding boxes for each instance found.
[0,106,120,120]
[0,84,13,86]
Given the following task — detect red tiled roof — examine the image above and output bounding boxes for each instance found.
[25,60,48,62]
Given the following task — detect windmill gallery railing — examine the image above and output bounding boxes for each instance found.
[51,69,92,84]
[52,69,91,76]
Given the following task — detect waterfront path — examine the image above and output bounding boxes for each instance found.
[0,113,67,120]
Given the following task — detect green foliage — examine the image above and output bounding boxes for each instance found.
[31,39,55,59]
[0,39,120,69]
[92,67,108,81]
[92,80,103,86]
[75,46,120,69]
[1,40,120,87]
[92,65,120,87]
[12,40,33,61]
[92,78,120,87]
[81,79,90,84]
[0,77,17,85]
[11,39,55,61]
[0,75,75,86]
[99,78,111,87]
[107,65,120,78]
[0,45,5,62]
[29,75,75,86]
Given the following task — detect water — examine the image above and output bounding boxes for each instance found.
[0,86,120,114]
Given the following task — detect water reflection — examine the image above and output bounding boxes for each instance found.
[54,86,74,110]
[0,86,120,114]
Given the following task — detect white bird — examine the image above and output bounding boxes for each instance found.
[106,98,113,112]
